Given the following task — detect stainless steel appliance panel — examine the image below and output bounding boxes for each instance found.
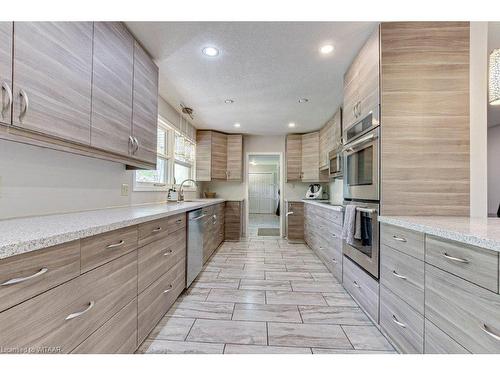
[186,209,205,287]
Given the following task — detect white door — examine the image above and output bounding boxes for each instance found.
[249,173,275,214]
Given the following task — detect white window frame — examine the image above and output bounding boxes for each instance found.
[173,131,196,191]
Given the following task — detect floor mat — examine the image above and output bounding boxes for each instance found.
[257,228,280,236]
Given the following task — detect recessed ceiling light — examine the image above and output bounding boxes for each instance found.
[288,122,296,128]
[234,123,241,128]
[202,46,219,57]
[298,98,309,103]
[320,44,334,54]
[224,99,234,104]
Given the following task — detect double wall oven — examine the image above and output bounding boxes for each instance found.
[342,112,381,279]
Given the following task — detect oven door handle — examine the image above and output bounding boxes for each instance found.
[343,133,378,153]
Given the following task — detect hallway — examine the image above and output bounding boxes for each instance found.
[138,238,395,354]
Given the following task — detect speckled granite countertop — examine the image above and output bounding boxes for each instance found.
[379,216,500,253]
[0,199,226,260]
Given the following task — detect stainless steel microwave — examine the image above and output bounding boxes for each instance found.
[329,147,343,179]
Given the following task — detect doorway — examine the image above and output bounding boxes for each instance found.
[246,153,282,238]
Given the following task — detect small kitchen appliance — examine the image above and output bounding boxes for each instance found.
[305,184,323,200]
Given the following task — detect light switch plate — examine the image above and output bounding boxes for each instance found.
[121,183,129,196]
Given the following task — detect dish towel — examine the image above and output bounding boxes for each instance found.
[342,204,357,246]
[354,209,362,240]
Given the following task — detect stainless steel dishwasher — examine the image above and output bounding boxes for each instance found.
[186,209,206,287]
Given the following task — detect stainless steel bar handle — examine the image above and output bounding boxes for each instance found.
[392,235,407,242]
[133,137,139,153]
[106,240,125,249]
[1,82,12,116]
[1,267,48,286]
[191,214,207,222]
[152,227,162,233]
[128,136,134,153]
[286,211,294,216]
[163,284,173,294]
[65,301,95,321]
[19,89,29,122]
[353,281,361,288]
[442,253,469,264]
[392,315,407,328]
[163,249,173,256]
[392,270,407,280]
[331,258,338,264]
[343,132,377,152]
[481,324,500,341]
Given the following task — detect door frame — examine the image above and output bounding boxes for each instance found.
[245,152,284,237]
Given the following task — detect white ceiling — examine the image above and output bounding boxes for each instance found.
[126,22,377,135]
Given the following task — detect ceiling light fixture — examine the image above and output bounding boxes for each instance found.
[288,122,296,128]
[234,123,241,128]
[224,99,234,104]
[202,46,219,57]
[298,98,309,103]
[320,44,334,55]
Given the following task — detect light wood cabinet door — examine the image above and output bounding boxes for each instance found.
[12,22,93,144]
[132,41,158,165]
[286,134,302,181]
[196,130,212,181]
[331,108,342,149]
[227,134,242,180]
[0,22,12,125]
[286,202,304,242]
[343,62,359,131]
[211,131,227,179]
[225,201,242,241]
[301,131,320,181]
[319,120,331,170]
[91,22,134,156]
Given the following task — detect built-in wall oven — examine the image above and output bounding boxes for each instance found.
[342,200,379,278]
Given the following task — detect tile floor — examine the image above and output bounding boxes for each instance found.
[248,213,280,237]
[137,236,396,354]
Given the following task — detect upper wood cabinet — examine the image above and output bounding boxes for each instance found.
[0,22,12,125]
[12,22,93,144]
[285,134,302,182]
[318,109,341,170]
[343,27,380,132]
[227,134,243,180]
[195,130,242,182]
[301,131,321,181]
[132,41,159,165]
[91,22,134,157]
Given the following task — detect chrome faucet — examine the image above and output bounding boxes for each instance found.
[178,179,198,202]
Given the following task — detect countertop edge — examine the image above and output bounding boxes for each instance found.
[379,216,500,253]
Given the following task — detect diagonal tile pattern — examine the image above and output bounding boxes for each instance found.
[137,236,396,354]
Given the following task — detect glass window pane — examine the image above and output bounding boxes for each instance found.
[174,162,192,185]
[157,128,166,155]
[136,158,167,185]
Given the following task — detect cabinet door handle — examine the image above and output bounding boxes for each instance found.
[481,324,500,341]
[442,252,469,264]
[1,81,12,117]
[392,314,407,328]
[65,301,95,321]
[133,137,139,153]
[353,281,361,289]
[331,233,337,238]
[163,249,173,256]
[331,258,338,264]
[392,235,407,242]
[106,240,124,249]
[176,218,183,224]
[19,89,29,122]
[286,211,294,216]
[152,227,162,233]
[1,267,48,286]
[163,284,173,294]
[392,270,407,280]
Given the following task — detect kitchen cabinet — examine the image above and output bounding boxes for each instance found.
[132,41,159,165]
[319,109,342,170]
[202,203,225,263]
[286,201,304,243]
[285,134,302,181]
[225,200,243,241]
[12,22,93,144]
[91,22,134,157]
[301,132,320,181]
[343,26,380,132]
[195,130,243,181]
[0,22,12,125]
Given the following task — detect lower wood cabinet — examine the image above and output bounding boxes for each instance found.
[424,319,469,354]
[286,201,304,243]
[202,203,225,263]
[225,200,243,241]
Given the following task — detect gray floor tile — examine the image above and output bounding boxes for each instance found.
[312,348,396,354]
[268,322,352,349]
[138,339,224,354]
[266,291,327,306]
[218,269,266,280]
[147,317,195,341]
[232,303,302,323]
[265,271,313,281]
[178,287,211,302]
[190,278,240,289]
[342,325,395,351]
[239,279,292,291]
[207,289,266,304]
[322,292,358,307]
[299,306,372,325]
[166,300,234,320]
[187,319,267,345]
[291,280,345,293]
[225,344,312,354]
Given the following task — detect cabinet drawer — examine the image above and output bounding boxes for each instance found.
[138,217,169,247]
[380,244,424,314]
[425,235,499,293]
[138,226,186,293]
[0,241,80,313]
[380,286,423,354]
[0,251,137,353]
[342,255,379,322]
[72,298,137,354]
[138,257,185,343]
[381,223,424,260]
[424,319,469,354]
[318,244,343,282]
[81,226,138,273]
[425,264,500,353]
[167,213,186,234]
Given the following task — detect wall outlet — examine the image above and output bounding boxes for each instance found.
[121,183,129,196]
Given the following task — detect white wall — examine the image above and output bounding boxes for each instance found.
[488,125,500,216]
